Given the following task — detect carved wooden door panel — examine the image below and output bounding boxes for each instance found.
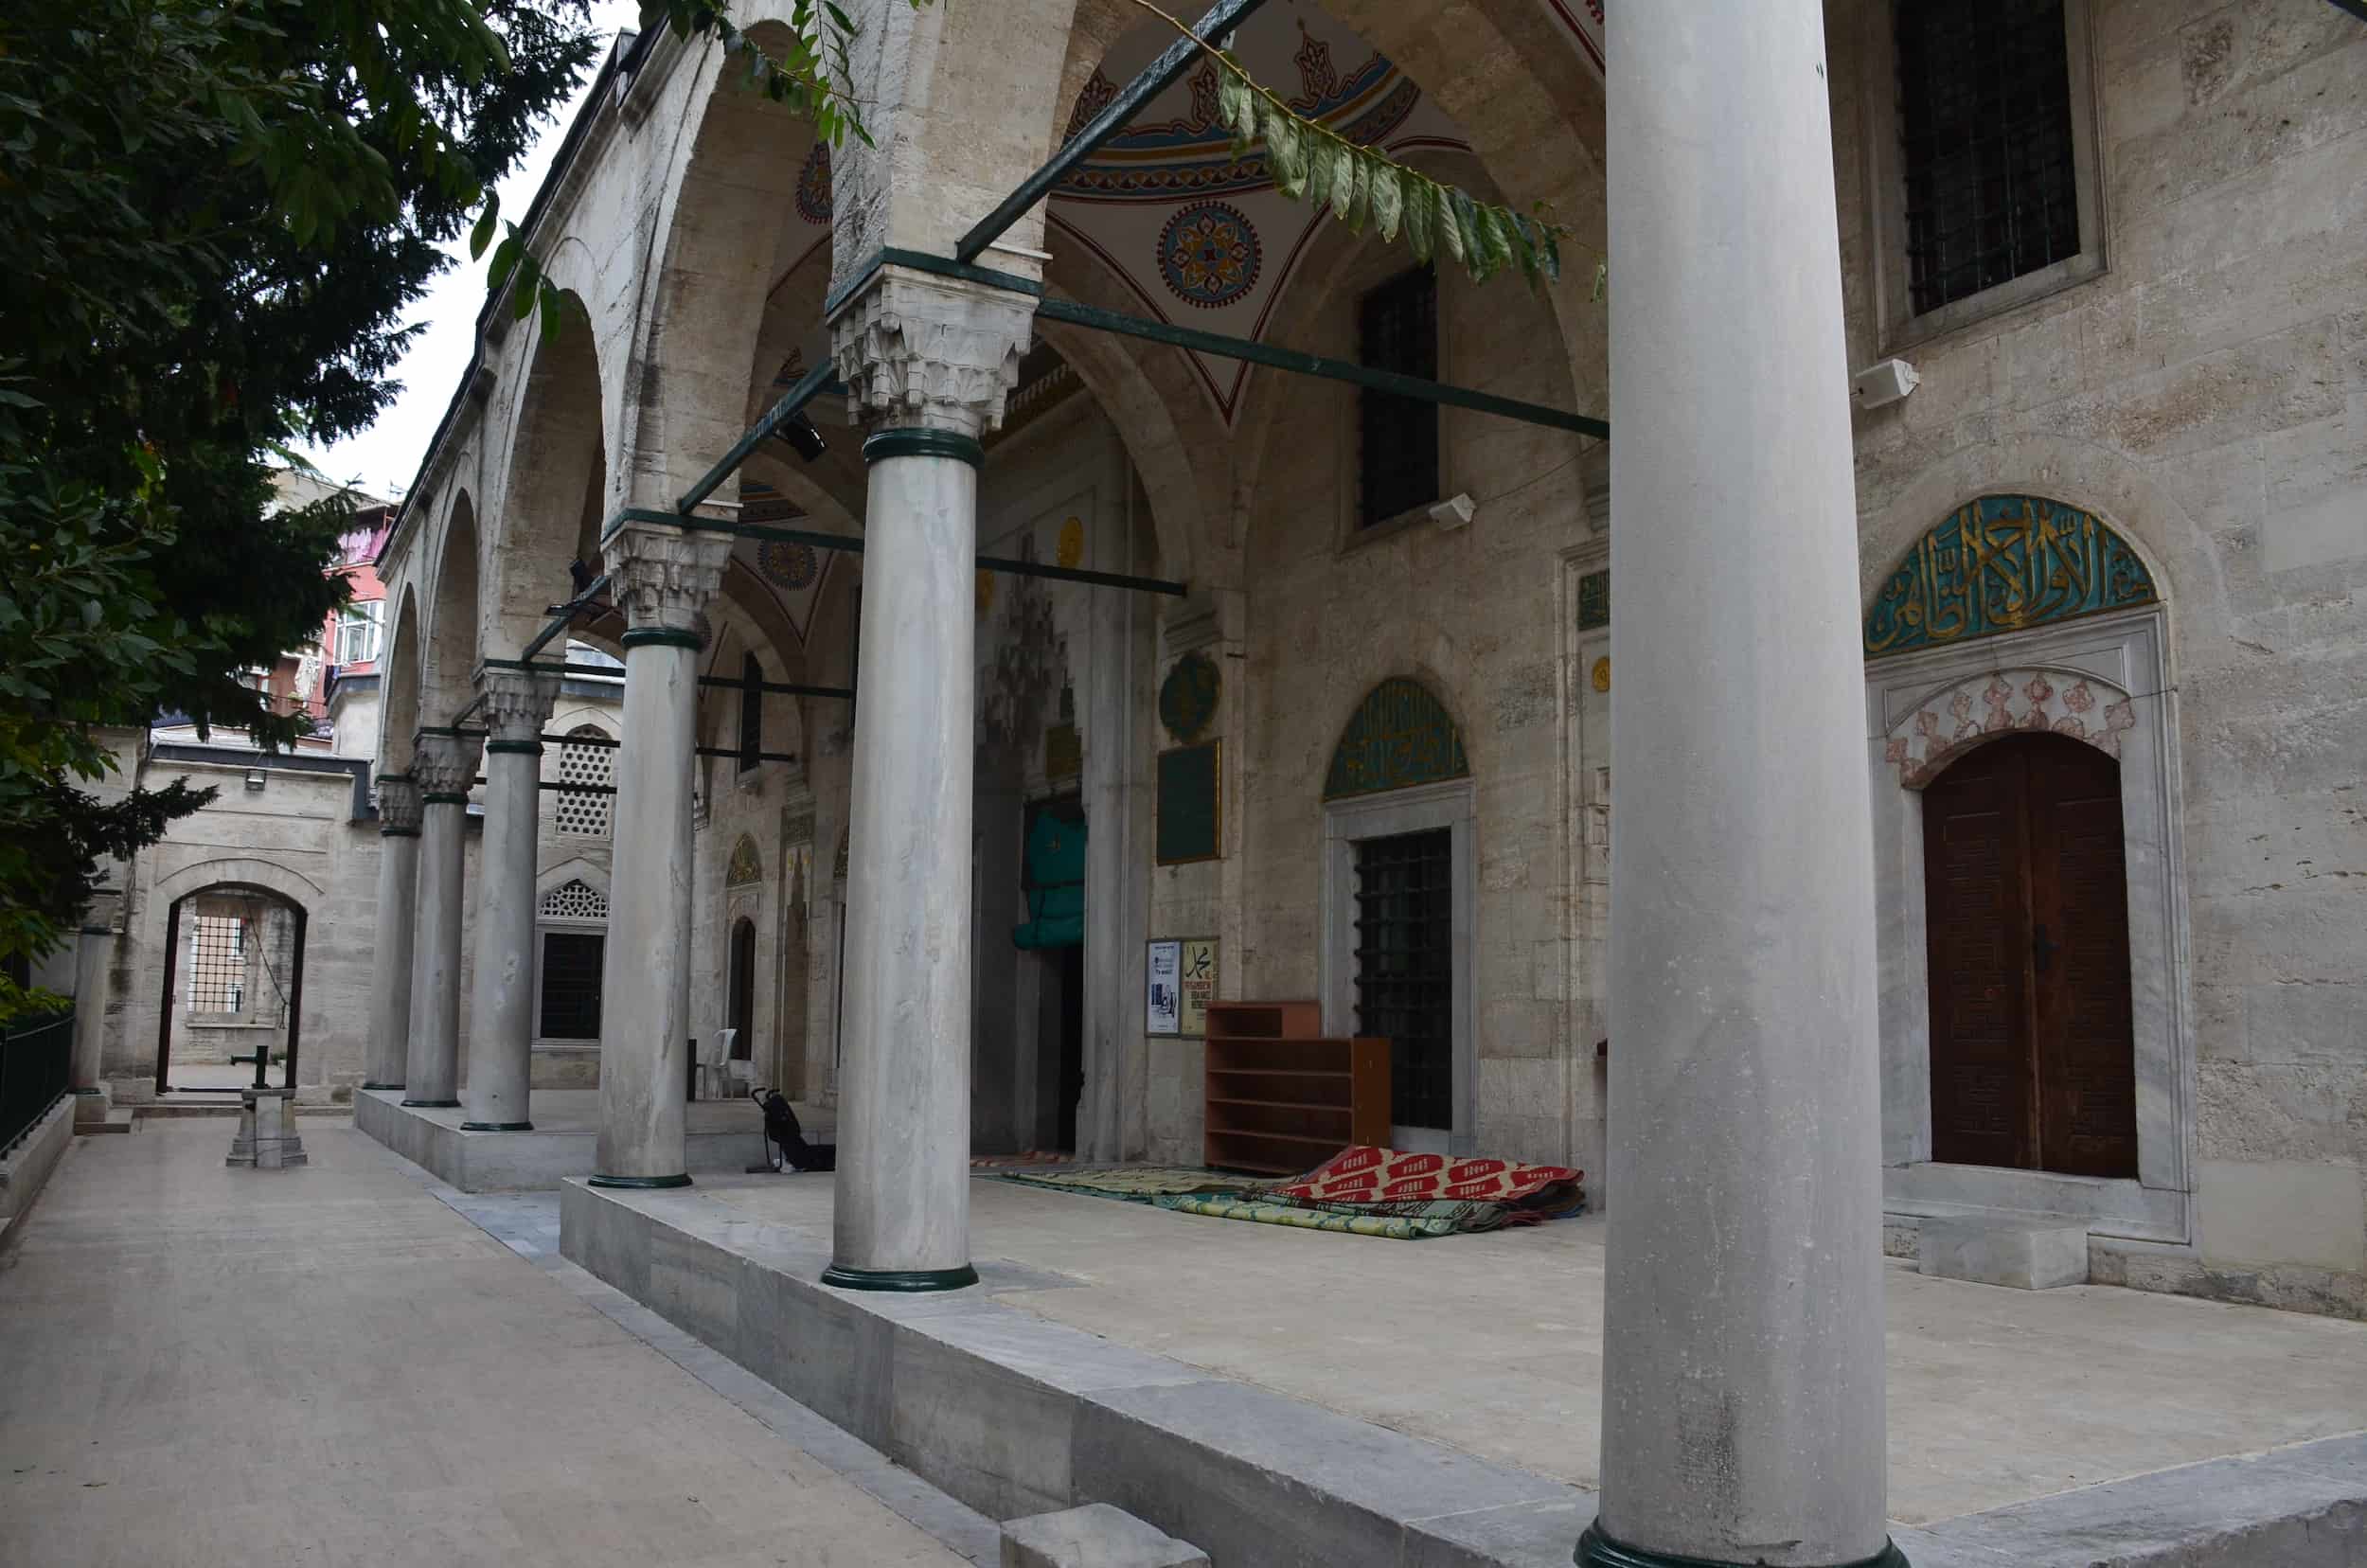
[1923,741,2035,1169]
[2026,739,2139,1177]
[1923,734,2138,1177]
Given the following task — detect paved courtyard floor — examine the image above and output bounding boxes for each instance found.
[0,1120,974,1568]
[687,1169,2367,1529]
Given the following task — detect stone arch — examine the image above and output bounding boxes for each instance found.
[535,857,612,904]
[1860,439,2202,633]
[1322,676,1473,801]
[379,585,423,774]
[1862,493,2162,664]
[725,833,764,887]
[422,493,482,728]
[146,865,315,1094]
[488,288,606,657]
[1884,666,2140,788]
[623,21,824,508]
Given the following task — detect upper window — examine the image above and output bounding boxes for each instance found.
[555,725,614,837]
[737,653,763,773]
[1357,268,1439,529]
[333,599,383,666]
[1895,0,2080,317]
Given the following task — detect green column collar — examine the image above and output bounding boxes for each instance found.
[862,428,985,470]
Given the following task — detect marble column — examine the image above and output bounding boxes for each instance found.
[463,663,562,1131]
[1584,7,1902,1568]
[404,732,481,1109]
[365,775,423,1091]
[822,265,1034,1291]
[590,521,731,1187]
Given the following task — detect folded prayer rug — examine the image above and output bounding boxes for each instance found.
[1268,1146,1586,1226]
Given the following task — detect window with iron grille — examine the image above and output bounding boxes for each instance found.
[1895,0,2080,318]
[187,914,248,1014]
[1352,828,1453,1130]
[738,653,762,773]
[1357,269,1439,528]
[555,725,614,836]
[538,932,604,1041]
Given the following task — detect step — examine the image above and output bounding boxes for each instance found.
[1917,1216,2090,1291]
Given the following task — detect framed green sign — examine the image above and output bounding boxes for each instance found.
[1156,740,1221,865]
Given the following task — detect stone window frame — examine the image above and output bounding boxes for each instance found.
[531,867,610,1050]
[1853,0,2109,354]
[1864,605,2194,1244]
[1317,776,1477,1157]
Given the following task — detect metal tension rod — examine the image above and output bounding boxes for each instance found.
[603,507,1188,597]
[954,0,1271,264]
[521,574,613,663]
[1037,296,1611,438]
[698,674,856,701]
[676,362,845,517]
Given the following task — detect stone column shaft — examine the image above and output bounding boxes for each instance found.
[404,733,480,1108]
[1587,6,1902,1568]
[365,775,423,1090]
[825,265,1034,1291]
[464,664,562,1131]
[70,906,116,1097]
[592,523,732,1187]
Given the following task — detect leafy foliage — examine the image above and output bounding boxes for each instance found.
[0,0,598,1017]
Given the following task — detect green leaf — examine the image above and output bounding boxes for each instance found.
[488,232,523,292]
[512,266,540,321]
[1368,161,1403,243]
[1434,183,1465,268]
[1262,105,1307,201]
[1218,64,1254,154]
[469,193,499,260]
[1402,174,1434,262]
[1303,131,1334,214]
[539,281,563,342]
[1339,150,1371,232]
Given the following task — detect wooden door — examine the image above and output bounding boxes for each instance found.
[1923,733,2138,1178]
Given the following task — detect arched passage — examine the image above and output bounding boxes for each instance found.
[423,495,482,729]
[380,586,423,775]
[153,882,309,1096]
[489,288,606,657]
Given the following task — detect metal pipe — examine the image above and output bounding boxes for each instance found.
[1036,296,1611,438]
[953,0,1271,263]
[675,362,842,516]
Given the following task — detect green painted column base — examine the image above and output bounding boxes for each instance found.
[400,1098,462,1109]
[361,1081,402,1092]
[587,1172,694,1189]
[1577,1525,1909,1568]
[819,1262,981,1292]
[460,1121,534,1132]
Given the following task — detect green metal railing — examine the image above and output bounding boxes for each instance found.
[0,1007,73,1154]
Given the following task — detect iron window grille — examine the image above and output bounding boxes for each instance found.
[1357,268,1441,528]
[1895,0,2081,318]
[537,932,605,1042]
[1352,828,1454,1131]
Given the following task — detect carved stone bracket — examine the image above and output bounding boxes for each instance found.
[475,666,563,745]
[829,265,1038,438]
[377,775,424,834]
[607,521,735,637]
[411,733,484,798]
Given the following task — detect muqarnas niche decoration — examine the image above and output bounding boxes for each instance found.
[1159,650,1220,743]
[1865,494,2157,659]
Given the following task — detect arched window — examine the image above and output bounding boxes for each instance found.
[727,917,756,1059]
[535,878,609,1042]
[738,652,762,772]
[555,725,614,836]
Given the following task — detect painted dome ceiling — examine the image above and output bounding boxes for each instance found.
[766,1,1604,428]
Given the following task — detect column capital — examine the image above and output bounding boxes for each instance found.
[410,733,483,800]
[606,521,734,640]
[829,264,1037,441]
[474,664,563,747]
[376,774,424,835]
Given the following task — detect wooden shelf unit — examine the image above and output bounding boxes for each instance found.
[1201,1002,1389,1176]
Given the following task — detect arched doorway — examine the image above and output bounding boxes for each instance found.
[154,884,307,1096]
[726,917,756,1064]
[1922,732,2138,1179]
[1318,677,1476,1154]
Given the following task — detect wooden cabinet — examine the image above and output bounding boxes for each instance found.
[1201,1001,1390,1175]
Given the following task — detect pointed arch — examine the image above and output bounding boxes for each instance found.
[422,493,481,727]
[1865,494,2161,660]
[379,585,423,774]
[1323,677,1471,801]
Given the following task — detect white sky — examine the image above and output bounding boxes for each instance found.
[299,3,644,502]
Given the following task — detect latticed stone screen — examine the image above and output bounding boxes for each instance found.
[536,879,610,922]
[555,725,614,836]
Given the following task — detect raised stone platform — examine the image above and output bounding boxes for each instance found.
[560,1170,2367,1568]
[355,1088,778,1192]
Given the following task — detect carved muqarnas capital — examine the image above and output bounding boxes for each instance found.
[830,266,1036,437]
[607,522,734,635]
[411,733,484,798]
[376,775,424,834]
[475,666,563,745]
